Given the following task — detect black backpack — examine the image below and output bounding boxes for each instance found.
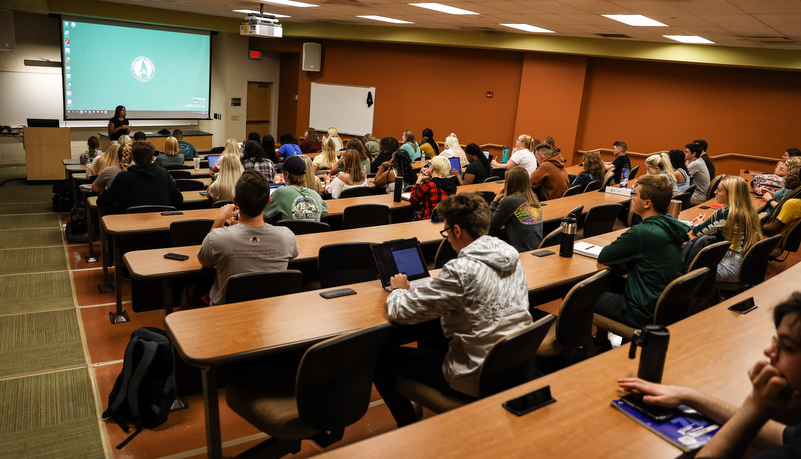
[103,327,176,449]
[52,181,72,212]
[65,204,88,243]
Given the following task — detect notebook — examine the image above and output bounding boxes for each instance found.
[611,400,718,452]
[371,238,431,291]
[206,154,220,170]
[573,241,604,259]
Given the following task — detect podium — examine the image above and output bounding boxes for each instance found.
[24,127,71,181]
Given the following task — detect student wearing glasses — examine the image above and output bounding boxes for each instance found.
[374,193,533,428]
[491,134,538,175]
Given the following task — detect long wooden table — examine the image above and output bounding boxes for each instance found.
[322,263,800,458]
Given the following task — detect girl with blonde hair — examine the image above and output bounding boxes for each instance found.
[691,176,763,281]
[490,166,543,252]
[408,155,457,220]
[87,143,120,177]
[572,150,605,190]
[326,149,368,199]
[298,155,322,194]
[313,138,339,171]
[207,153,243,202]
[211,138,243,173]
[645,152,677,195]
[324,127,343,151]
[155,136,185,167]
[761,156,801,218]
[440,133,468,169]
[92,143,132,191]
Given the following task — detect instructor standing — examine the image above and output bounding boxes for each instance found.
[107,105,130,142]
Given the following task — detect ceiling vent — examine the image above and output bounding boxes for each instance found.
[596,33,632,39]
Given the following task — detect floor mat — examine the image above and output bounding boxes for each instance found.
[0,271,74,316]
[0,202,58,215]
[0,227,63,249]
[0,181,56,203]
[0,247,69,275]
[0,213,62,230]
[0,368,104,458]
[0,309,85,378]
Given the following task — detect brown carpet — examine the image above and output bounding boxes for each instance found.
[0,309,85,378]
[0,271,74,315]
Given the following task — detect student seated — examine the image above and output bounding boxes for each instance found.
[373,149,417,195]
[690,176,763,282]
[96,141,183,213]
[370,137,399,174]
[686,142,710,205]
[529,143,570,201]
[197,170,299,306]
[593,175,689,328]
[173,129,197,161]
[619,292,801,458]
[409,156,457,220]
[241,140,276,182]
[206,153,242,202]
[373,192,533,427]
[263,156,328,223]
[462,143,491,185]
[572,150,604,190]
[763,167,801,238]
[644,152,678,196]
[92,143,132,192]
[490,166,543,252]
[278,133,302,159]
[604,140,630,185]
[490,134,538,175]
[299,127,322,154]
[154,136,185,167]
[326,149,369,199]
[762,158,801,218]
[80,136,102,165]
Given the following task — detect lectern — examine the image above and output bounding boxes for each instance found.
[24,127,71,181]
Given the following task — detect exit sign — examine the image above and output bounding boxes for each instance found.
[249,50,261,59]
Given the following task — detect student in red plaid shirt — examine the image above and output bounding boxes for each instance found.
[410,156,457,220]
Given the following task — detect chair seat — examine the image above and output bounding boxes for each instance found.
[592,313,637,340]
[396,377,472,414]
[226,377,320,441]
[535,320,564,357]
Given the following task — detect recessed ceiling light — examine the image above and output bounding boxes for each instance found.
[260,0,319,8]
[408,3,479,15]
[356,15,414,24]
[233,9,291,18]
[663,35,714,44]
[500,23,554,33]
[602,14,667,27]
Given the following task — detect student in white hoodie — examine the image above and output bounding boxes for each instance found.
[374,192,533,427]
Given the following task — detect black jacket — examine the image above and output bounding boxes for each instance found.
[97,163,183,213]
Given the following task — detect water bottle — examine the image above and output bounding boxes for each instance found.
[629,325,670,383]
[620,167,630,187]
[559,216,576,258]
[502,145,510,163]
[393,177,403,202]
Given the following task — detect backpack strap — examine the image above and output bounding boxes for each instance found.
[103,335,140,427]
[126,340,160,427]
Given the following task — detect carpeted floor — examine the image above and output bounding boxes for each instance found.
[0,369,105,458]
[0,170,107,457]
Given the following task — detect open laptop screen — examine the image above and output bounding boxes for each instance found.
[206,154,220,170]
[371,238,430,288]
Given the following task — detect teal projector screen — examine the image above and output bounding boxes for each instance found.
[60,16,211,121]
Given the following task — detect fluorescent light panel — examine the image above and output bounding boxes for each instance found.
[663,35,714,44]
[500,23,554,33]
[233,9,290,18]
[408,3,479,15]
[260,0,319,8]
[602,14,667,27]
[356,15,414,24]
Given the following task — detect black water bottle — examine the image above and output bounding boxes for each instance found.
[629,325,670,383]
[559,216,576,258]
[393,177,403,202]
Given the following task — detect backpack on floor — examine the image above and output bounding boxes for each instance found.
[52,181,72,213]
[64,204,88,243]
[103,327,176,449]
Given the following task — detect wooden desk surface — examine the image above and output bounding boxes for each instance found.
[66,164,86,173]
[89,190,209,211]
[321,262,801,459]
[63,158,81,165]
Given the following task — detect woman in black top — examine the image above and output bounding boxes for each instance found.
[463,143,491,184]
[261,134,279,164]
[107,105,130,141]
[370,136,399,173]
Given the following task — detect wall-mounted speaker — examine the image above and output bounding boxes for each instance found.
[302,42,321,72]
[0,10,15,51]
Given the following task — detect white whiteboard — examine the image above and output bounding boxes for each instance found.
[0,71,63,127]
[309,82,375,136]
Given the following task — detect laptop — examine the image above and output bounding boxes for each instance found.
[269,183,285,196]
[448,157,461,172]
[206,154,220,170]
[371,238,432,291]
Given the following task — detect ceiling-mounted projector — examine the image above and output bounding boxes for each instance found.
[240,13,283,38]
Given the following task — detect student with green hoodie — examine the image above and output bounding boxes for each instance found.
[594,174,691,328]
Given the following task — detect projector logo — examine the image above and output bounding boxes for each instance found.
[131,56,155,82]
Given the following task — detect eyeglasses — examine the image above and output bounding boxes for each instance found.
[773,336,801,357]
[440,226,452,238]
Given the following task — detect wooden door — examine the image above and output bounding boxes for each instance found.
[246,82,272,138]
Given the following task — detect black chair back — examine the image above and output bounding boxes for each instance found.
[209,146,225,154]
[673,192,692,211]
[276,219,331,235]
[318,242,378,288]
[175,179,206,191]
[164,164,192,170]
[654,268,709,327]
[212,200,233,208]
[582,203,624,238]
[483,176,503,183]
[538,227,563,249]
[296,323,394,431]
[779,219,801,254]
[628,166,640,181]
[555,270,610,349]
[169,170,192,179]
[223,270,303,304]
[684,184,697,198]
[601,170,615,188]
[583,180,602,193]
[339,187,371,199]
[477,315,555,398]
[707,175,724,201]
[686,240,729,297]
[434,238,458,269]
[490,168,507,180]
[170,219,214,246]
[475,190,496,205]
[343,204,389,229]
[389,206,415,224]
[562,185,582,197]
[126,205,176,214]
[737,235,782,287]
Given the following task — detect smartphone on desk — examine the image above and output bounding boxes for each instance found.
[728,297,757,314]
[502,386,556,416]
[620,392,674,422]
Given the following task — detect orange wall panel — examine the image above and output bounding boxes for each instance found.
[514,53,588,164]
[295,41,524,145]
[575,58,801,159]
